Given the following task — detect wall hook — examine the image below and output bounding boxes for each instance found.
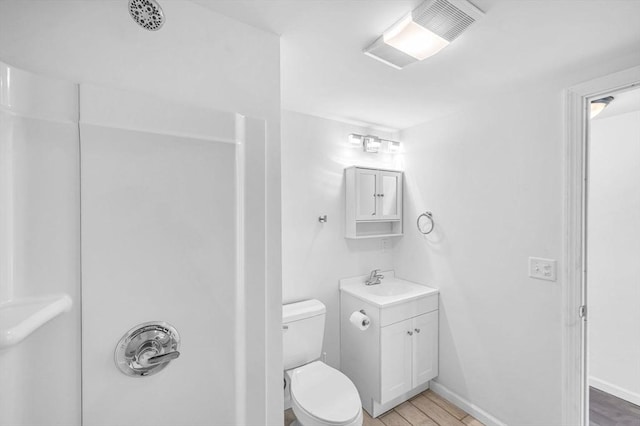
[318,215,328,223]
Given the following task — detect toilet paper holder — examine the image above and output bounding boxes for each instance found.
[359,309,370,327]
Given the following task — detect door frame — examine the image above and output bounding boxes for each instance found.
[562,65,640,425]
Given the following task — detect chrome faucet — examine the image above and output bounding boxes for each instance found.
[365,269,384,286]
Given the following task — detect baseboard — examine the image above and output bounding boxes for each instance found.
[429,381,507,426]
[589,376,640,406]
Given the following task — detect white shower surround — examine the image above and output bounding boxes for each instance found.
[0,61,81,426]
[0,61,271,425]
[0,1,282,424]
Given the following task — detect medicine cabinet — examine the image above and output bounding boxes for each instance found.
[345,166,403,239]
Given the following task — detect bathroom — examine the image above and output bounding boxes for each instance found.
[0,1,639,426]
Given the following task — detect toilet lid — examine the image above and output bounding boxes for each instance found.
[290,361,361,425]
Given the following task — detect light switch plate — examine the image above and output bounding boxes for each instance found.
[529,257,557,281]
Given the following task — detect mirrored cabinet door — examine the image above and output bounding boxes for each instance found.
[355,168,378,220]
[380,171,401,220]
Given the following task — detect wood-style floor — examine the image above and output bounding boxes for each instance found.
[589,387,640,426]
[285,389,484,426]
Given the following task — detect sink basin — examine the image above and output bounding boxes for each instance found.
[364,281,416,297]
[339,271,438,307]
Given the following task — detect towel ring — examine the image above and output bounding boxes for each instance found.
[417,211,435,235]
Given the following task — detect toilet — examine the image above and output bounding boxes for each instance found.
[283,299,363,426]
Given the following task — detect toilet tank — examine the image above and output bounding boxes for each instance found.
[283,299,326,370]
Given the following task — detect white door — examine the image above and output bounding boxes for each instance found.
[380,318,413,403]
[355,168,378,220]
[412,311,439,387]
[379,171,402,220]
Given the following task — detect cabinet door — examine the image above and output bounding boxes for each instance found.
[412,311,439,387]
[379,171,402,220]
[355,168,378,220]
[380,319,413,403]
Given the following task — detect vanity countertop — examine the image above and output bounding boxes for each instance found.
[339,271,438,308]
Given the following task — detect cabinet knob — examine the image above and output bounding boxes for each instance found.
[414,328,421,333]
[407,331,413,336]
[380,193,385,197]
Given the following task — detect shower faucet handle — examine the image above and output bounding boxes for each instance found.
[146,350,180,365]
[114,321,181,377]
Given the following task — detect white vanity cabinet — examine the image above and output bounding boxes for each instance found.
[380,311,438,403]
[340,272,439,417]
[345,166,403,238]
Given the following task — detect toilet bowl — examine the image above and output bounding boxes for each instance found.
[283,299,363,426]
[286,361,362,426]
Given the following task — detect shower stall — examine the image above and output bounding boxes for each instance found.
[0,61,269,425]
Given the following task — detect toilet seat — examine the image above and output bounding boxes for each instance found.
[288,361,362,426]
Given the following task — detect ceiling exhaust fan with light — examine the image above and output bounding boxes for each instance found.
[364,0,484,69]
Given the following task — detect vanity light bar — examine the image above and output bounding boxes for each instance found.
[363,136,382,153]
[348,133,364,146]
[384,140,401,154]
[348,133,401,154]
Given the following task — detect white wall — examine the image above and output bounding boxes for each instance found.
[390,43,640,423]
[391,58,640,423]
[0,2,282,425]
[394,85,568,425]
[281,110,402,368]
[587,110,640,405]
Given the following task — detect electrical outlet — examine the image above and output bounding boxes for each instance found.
[529,257,557,281]
[382,238,390,253]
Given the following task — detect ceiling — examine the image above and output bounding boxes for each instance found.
[196,0,640,130]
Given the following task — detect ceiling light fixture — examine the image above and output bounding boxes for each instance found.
[364,0,484,69]
[590,96,614,119]
[383,15,450,61]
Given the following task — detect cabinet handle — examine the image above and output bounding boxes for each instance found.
[414,328,421,333]
[407,331,413,336]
